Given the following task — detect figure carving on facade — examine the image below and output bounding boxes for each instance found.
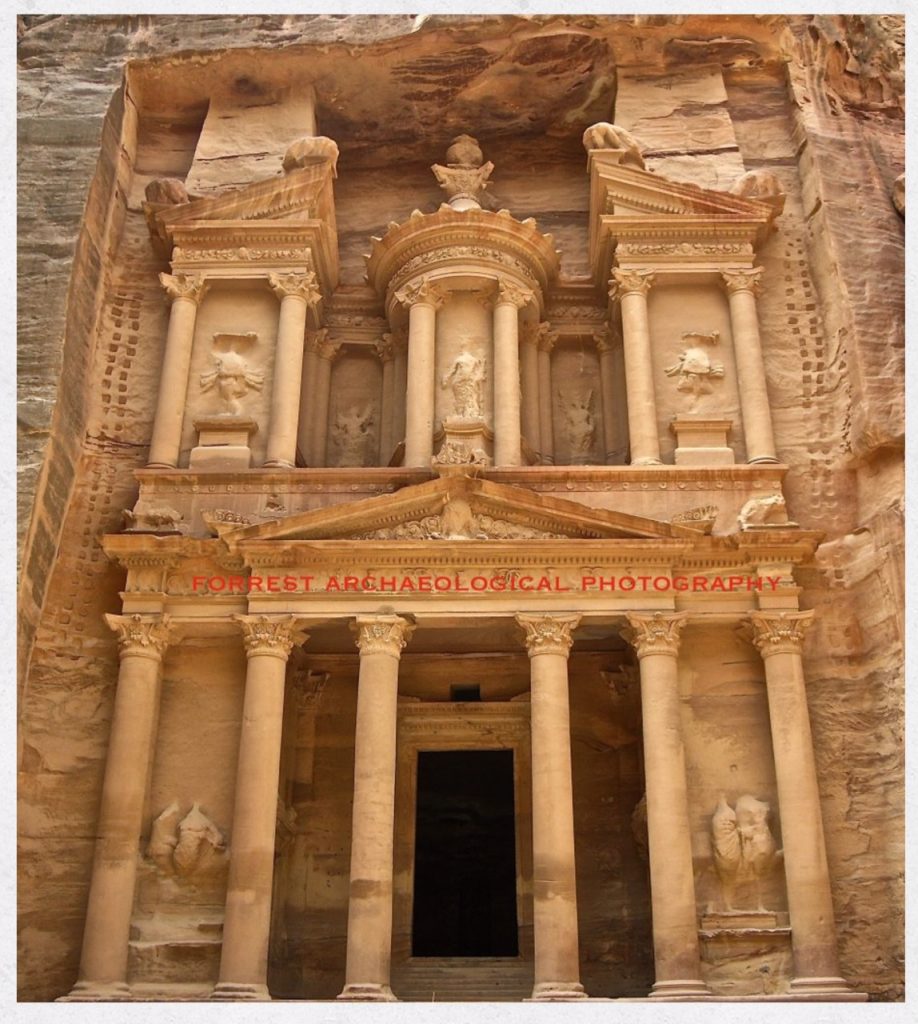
[581,122,645,169]
[122,505,184,533]
[432,439,490,470]
[199,333,263,415]
[442,352,486,420]
[147,801,227,878]
[665,332,725,395]
[332,405,375,466]
[559,388,595,458]
[711,794,782,912]
[738,493,791,530]
[431,134,495,211]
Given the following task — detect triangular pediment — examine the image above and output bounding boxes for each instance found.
[215,475,690,548]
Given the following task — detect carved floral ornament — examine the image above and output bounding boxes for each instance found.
[621,611,688,658]
[609,268,656,300]
[353,615,415,657]
[496,280,534,310]
[234,614,310,659]
[393,277,448,311]
[268,269,322,305]
[105,613,172,660]
[722,267,765,296]
[748,610,814,656]
[159,271,209,305]
[516,613,581,657]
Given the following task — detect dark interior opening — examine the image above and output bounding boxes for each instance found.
[412,749,519,957]
[450,684,481,702]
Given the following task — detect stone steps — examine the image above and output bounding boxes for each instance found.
[392,957,533,1002]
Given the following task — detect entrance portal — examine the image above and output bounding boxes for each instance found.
[411,749,519,957]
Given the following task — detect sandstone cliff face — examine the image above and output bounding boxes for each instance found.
[18,14,903,1001]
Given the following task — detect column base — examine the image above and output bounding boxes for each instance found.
[58,981,134,1001]
[262,459,295,469]
[145,461,178,470]
[748,456,780,465]
[337,983,398,1002]
[788,977,866,1000]
[527,981,589,1000]
[209,982,271,1000]
[631,457,663,467]
[649,979,712,999]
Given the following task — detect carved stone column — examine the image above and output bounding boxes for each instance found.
[148,273,208,467]
[391,329,409,452]
[622,613,709,998]
[394,278,446,468]
[748,611,853,996]
[376,334,396,463]
[594,323,624,464]
[611,269,662,466]
[339,615,415,1001]
[536,323,556,464]
[212,615,309,1001]
[265,271,321,468]
[516,613,587,1001]
[308,332,341,468]
[492,280,532,466]
[722,268,778,464]
[519,323,541,455]
[64,614,171,1001]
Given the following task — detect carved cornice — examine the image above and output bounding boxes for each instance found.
[269,270,322,305]
[353,614,415,658]
[496,280,535,310]
[722,267,765,297]
[748,610,814,657]
[159,272,208,305]
[610,268,656,299]
[105,613,172,661]
[235,614,310,659]
[393,277,448,311]
[622,612,688,659]
[516,613,581,658]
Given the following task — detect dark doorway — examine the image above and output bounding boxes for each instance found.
[411,749,519,957]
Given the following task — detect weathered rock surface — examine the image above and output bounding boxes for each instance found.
[18,13,903,1002]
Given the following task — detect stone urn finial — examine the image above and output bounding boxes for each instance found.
[432,134,494,211]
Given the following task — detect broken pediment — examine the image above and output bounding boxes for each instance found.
[212,474,689,547]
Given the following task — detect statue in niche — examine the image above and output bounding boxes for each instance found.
[199,332,263,415]
[559,388,596,458]
[442,352,486,421]
[711,793,783,912]
[333,405,375,466]
[665,331,724,396]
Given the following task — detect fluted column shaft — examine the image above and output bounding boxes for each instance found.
[623,613,709,998]
[396,279,445,469]
[66,615,171,1000]
[536,325,556,464]
[376,335,396,463]
[265,272,321,468]
[309,335,341,468]
[749,612,849,995]
[517,614,586,1001]
[492,282,532,467]
[148,274,208,467]
[339,615,415,1002]
[612,269,661,466]
[519,326,541,455]
[723,269,778,463]
[213,616,309,1001]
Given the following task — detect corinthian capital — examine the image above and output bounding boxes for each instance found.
[496,280,534,310]
[610,268,656,299]
[307,328,341,362]
[353,614,415,657]
[622,612,688,659]
[375,335,395,362]
[269,270,322,306]
[535,321,558,353]
[748,610,814,657]
[105,613,172,661]
[393,277,447,311]
[516,613,581,658]
[235,614,310,659]
[159,272,209,305]
[592,321,620,354]
[721,267,764,297]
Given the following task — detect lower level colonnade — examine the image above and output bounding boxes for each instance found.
[64,607,853,1002]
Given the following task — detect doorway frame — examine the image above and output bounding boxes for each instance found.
[392,700,533,965]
